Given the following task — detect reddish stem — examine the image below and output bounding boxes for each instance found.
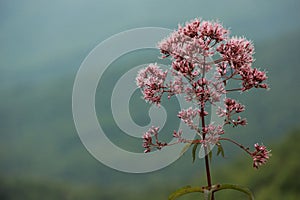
[219,137,252,155]
[200,57,214,199]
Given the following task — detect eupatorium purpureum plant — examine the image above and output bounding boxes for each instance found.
[136,18,271,200]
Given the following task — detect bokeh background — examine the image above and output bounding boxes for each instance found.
[1,0,300,199]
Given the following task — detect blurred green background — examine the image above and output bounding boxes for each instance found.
[1,0,300,199]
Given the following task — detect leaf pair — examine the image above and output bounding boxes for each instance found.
[180,142,225,163]
[168,184,254,200]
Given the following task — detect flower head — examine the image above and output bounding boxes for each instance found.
[217,98,247,126]
[136,64,167,105]
[240,67,268,91]
[217,37,254,68]
[158,18,229,62]
[177,107,199,130]
[199,20,228,43]
[202,124,224,146]
[142,126,167,153]
[225,98,245,113]
[251,143,271,169]
[179,18,201,38]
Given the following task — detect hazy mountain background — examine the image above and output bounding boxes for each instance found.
[1,0,300,199]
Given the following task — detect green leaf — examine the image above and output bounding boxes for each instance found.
[192,143,199,163]
[168,185,204,200]
[216,142,225,157]
[168,184,254,200]
[180,143,192,156]
[212,183,254,200]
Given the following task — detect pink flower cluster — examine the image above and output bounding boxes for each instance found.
[217,98,247,127]
[142,126,167,153]
[167,73,185,97]
[136,18,270,169]
[177,107,199,130]
[136,64,167,105]
[217,37,254,68]
[251,143,271,169]
[202,124,224,146]
[240,67,268,91]
[158,19,228,66]
[216,36,268,91]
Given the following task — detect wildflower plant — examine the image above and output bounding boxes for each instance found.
[136,18,271,200]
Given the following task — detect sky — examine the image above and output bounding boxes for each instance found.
[1,0,299,72]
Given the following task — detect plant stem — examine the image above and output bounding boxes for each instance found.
[226,88,242,92]
[201,111,212,187]
[201,103,214,200]
[219,137,252,155]
[201,56,214,200]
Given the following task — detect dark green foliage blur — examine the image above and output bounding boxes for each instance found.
[1,129,299,200]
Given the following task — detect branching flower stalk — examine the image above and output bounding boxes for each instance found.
[136,18,271,199]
